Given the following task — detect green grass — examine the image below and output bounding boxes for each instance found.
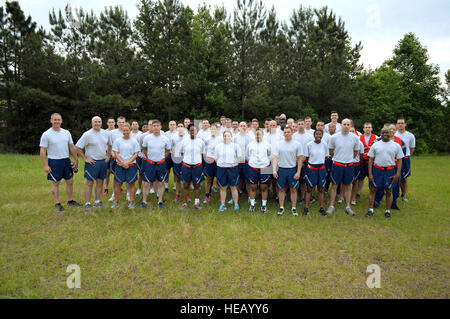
[0,154,449,298]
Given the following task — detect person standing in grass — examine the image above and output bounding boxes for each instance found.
[395,118,415,203]
[39,113,82,211]
[164,120,178,192]
[373,124,406,210]
[293,119,314,204]
[233,121,251,199]
[246,129,272,213]
[179,123,205,210]
[104,117,116,196]
[139,120,171,209]
[303,129,328,216]
[327,119,360,216]
[76,116,111,211]
[272,126,303,216]
[130,121,143,196]
[170,123,188,203]
[110,122,140,209]
[108,116,126,202]
[366,127,404,218]
[349,127,365,206]
[359,122,378,197]
[214,131,243,212]
[203,124,223,204]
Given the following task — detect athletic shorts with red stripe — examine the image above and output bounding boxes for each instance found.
[247,166,271,184]
[304,163,326,188]
[114,164,138,183]
[181,162,204,184]
[330,162,354,185]
[370,165,396,190]
[143,159,168,183]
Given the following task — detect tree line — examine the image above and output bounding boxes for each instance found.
[1,0,448,154]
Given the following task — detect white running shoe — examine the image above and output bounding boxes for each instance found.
[345,207,356,216]
[338,198,343,204]
[351,200,356,205]
[326,206,335,215]
[109,192,115,202]
[136,188,142,196]
[227,199,234,204]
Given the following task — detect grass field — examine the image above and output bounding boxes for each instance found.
[0,154,449,298]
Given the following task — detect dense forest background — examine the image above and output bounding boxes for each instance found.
[1,0,449,154]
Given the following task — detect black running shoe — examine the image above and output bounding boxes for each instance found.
[55,203,65,212]
[385,212,392,219]
[365,210,374,217]
[249,205,255,212]
[391,203,400,210]
[260,206,267,213]
[303,208,309,216]
[67,200,82,207]
[319,207,327,216]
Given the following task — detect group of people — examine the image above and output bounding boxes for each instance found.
[39,111,415,218]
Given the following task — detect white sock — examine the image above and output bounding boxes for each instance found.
[94,200,101,204]
[262,200,267,206]
[369,208,374,212]
[280,206,284,210]
[195,198,200,205]
[345,206,350,210]
[165,182,168,188]
[386,210,390,214]
[250,198,255,206]
[329,205,334,209]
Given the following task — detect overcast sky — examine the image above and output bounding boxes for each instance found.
[6,0,450,83]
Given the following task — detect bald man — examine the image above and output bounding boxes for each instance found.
[76,116,112,211]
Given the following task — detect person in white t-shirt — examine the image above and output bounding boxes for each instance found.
[304,116,315,136]
[395,118,415,203]
[303,129,329,216]
[76,116,111,211]
[272,127,303,216]
[39,113,82,211]
[108,116,126,202]
[179,124,206,210]
[130,121,143,195]
[367,127,404,218]
[247,118,260,141]
[293,119,314,203]
[233,122,251,196]
[202,124,223,204]
[170,123,188,203]
[139,120,171,209]
[104,118,116,196]
[164,120,178,192]
[111,122,140,209]
[324,111,342,134]
[349,127,365,206]
[265,120,283,200]
[327,119,360,216]
[197,119,211,142]
[214,131,243,211]
[246,130,272,213]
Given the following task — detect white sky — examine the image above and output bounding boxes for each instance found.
[7,0,450,84]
